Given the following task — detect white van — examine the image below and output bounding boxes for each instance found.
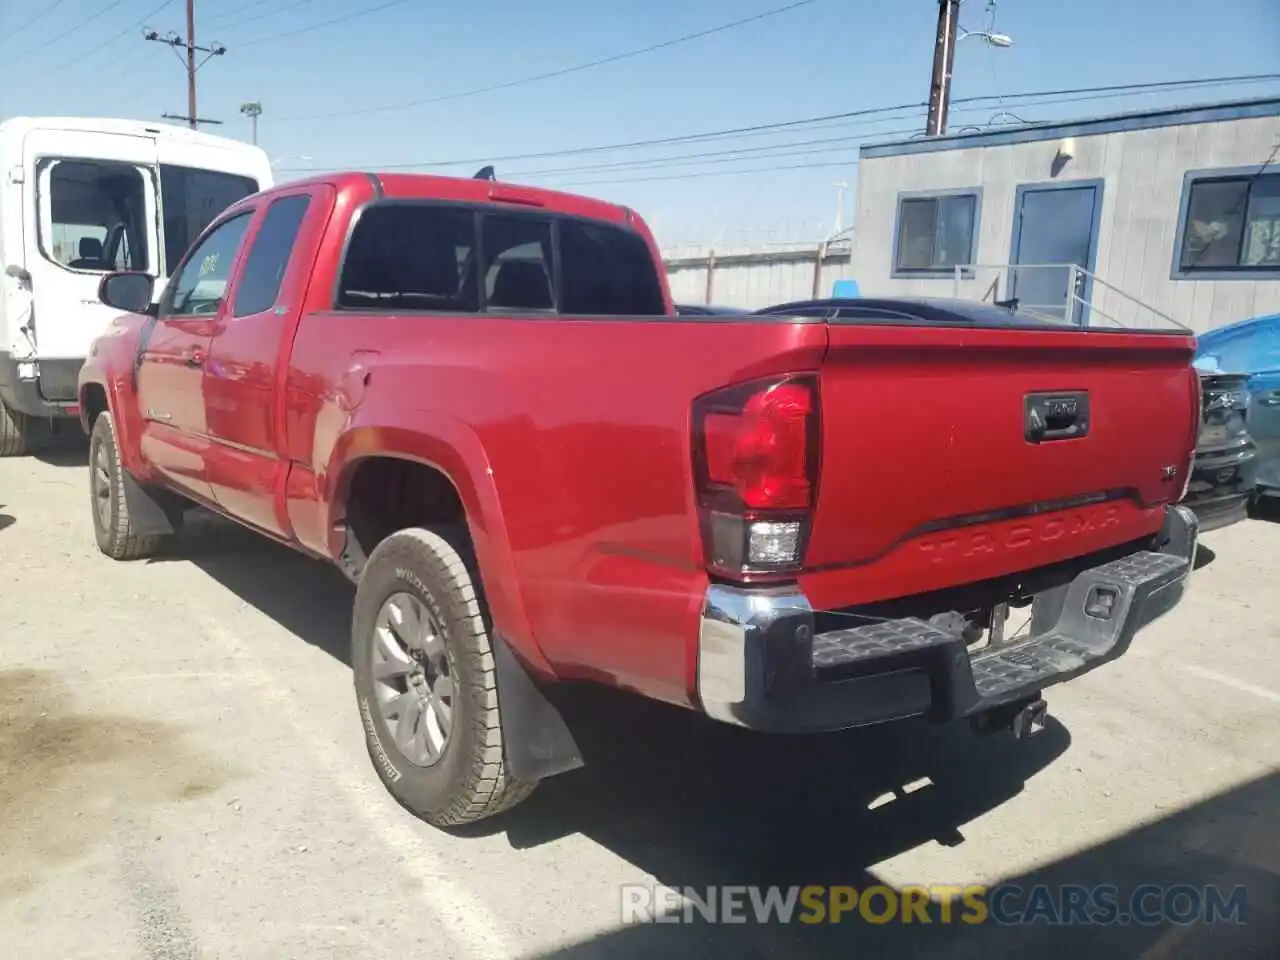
[0,117,273,455]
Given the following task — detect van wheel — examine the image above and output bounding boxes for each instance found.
[351,528,537,827]
[89,411,164,560]
[0,398,36,457]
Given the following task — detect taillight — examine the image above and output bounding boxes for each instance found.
[691,374,820,581]
[1180,366,1202,501]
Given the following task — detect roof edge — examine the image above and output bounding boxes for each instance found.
[860,95,1280,159]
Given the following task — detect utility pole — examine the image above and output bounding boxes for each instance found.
[925,0,961,136]
[144,0,227,129]
[240,102,263,144]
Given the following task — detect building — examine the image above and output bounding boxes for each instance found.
[663,237,854,310]
[848,97,1280,334]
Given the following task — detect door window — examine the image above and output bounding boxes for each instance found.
[163,212,253,318]
[38,160,149,272]
[232,195,311,317]
[160,164,260,276]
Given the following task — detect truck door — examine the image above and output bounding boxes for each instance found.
[22,128,158,403]
[201,185,331,537]
[135,209,255,500]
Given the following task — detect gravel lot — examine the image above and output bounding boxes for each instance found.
[1,447,1277,959]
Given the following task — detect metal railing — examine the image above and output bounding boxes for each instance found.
[949,263,1190,332]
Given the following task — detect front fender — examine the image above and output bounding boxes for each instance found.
[324,414,552,677]
[77,315,152,480]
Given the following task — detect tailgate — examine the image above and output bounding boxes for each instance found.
[804,322,1197,602]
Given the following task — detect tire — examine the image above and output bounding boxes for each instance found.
[89,411,165,560]
[0,397,37,457]
[351,527,537,826]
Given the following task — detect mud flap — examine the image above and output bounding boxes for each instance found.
[120,470,183,537]
[492,633,584,781]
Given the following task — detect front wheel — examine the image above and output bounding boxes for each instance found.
[351,528,537,827]
[89,411,166,560]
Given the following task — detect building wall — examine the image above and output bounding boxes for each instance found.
[663,242,854,309]
[851,111,1280,333]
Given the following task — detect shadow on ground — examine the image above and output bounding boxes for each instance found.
[526,770,1280,959]
[1248,496,1280,523]
[0,507,13,534]
[1193,542,1217,571]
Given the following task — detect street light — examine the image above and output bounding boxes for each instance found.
[959,28,1014,46]
[239,101,263,144]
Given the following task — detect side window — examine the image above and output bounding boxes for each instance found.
[558,219,664,315]
[163,213,253,318]
[1177,172,1280,273]
[160,164,260,276]
[337,204,479,311]
[894,192,978,273]
[232,195,311,317]
[482,215,554,310]
[40,160,148,272]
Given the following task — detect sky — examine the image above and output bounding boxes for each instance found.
[3,0,1279,247]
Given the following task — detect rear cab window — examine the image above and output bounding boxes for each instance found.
[335,201,665,316]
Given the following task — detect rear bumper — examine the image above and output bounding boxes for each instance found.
[0,351,82,419]
[696,504,1198,733]
[1181,443,1257,532]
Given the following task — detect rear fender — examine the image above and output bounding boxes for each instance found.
[326,417,551,677]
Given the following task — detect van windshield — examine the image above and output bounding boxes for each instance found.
[159,164,260,276]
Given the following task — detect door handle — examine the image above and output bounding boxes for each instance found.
[183,348,206,368]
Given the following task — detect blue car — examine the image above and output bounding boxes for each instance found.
[1194,312,1280,502]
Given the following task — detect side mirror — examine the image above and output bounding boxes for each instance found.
[98,272,156,315]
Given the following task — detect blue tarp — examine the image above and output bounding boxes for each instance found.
[1193,312,1280,375]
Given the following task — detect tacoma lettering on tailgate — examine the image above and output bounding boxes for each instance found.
[916,504,1122,564]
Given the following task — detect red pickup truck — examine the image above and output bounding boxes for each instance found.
[79,171,1202,827]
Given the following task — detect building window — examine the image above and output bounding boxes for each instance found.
[1175,169,1280,278]
[893,191,979,275]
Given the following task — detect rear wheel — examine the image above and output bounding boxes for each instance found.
[0,398,38,457]
[89,411,165,560]
[351,527,537,826]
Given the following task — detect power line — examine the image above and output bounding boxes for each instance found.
[231,0,317,30]
[272,0,825,123]
[0,0,77,47]
[205,0,277,23]
[278,72,1280,173]
[30,0,175,84]
[236,0,415,48]
[10,0,132,63]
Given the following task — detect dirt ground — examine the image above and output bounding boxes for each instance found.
[1,448,1277,959]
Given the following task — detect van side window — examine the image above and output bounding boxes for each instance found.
[482,215,554,311]
[163,212,253,319]
[40,160,149,273]
[558,219,664,315]
[337,204,480,312]
[160,164,259,277]
[233,195,311,317]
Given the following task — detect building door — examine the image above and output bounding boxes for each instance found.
[1009,180,1103,324]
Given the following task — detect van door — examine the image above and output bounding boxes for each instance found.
[22,128,158,402]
